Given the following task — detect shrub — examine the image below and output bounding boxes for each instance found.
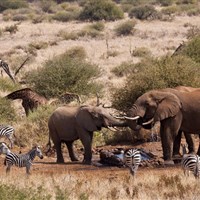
[52,10,79,21]
[89,21,105,31]
[77,22,105,38]
[132,47,151,57]
[161,6,179,16]
[156,0,174,6]
[58,30,79,40]
[0,78,21,92]
[176,0,198,4]
[112,55,200,111]
[4,24,18,34]
[16,105,56,146]
[12,14,28,21]
[111,61,136,77]
[0,98,17,123]
[0,0,28,12]
[79,0,124,21]
[183,35,200,63]
[186,25,200,39]
[114,20,136,36]
[129,5,161,20]
[24,48,101,98]
[40,0,56,13]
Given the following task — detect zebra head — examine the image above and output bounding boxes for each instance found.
[0,142,11,155]
[34,146,44,159]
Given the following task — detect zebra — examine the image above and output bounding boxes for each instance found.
[0,125,15,149]
[123,148,141,176]
[181,143,200,179]
[0,142,43,174]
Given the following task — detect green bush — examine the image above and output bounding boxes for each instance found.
[40,0,56,13]
[174,35,200,63]
[183,35,200,63]
[112,55,200,111]
[52,10,80,21]
[0,98,17,123]
[79,0,124,21]
[132,47,151,57]
[111,61,136,77]
[156,0,174,6]
[15,105,57,147]
[24,48,101,98]
[0,0,28,12]
[129,5,161,20]
[114,20,136,36]
[0,78,21,92]
[77,22,105,38]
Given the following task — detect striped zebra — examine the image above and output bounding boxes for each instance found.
[181,143,200,179]
[123,148,141,176]
[0,125,15,149]
[0,142,43,174]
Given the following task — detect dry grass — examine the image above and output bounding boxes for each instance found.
[0,162,199,200]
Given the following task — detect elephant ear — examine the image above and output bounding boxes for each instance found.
[154,92,181,121]
[76,106,97,132]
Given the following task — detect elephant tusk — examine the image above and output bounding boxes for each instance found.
[142,118,154,125]
[107,126,117,132]
[124,116,140,120]
[109,113,126,119]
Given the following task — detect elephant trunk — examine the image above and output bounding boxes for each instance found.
[104,117,128,128]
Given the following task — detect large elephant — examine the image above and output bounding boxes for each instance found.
[48,105,128,164]
[124,88,200,164]
[173,86,200,156]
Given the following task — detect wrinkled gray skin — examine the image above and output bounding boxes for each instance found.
[126,88,200,164]
[48,105,128,164]
[173,86,200,156]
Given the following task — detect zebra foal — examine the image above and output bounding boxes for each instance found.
[123,148,141,176]
[181,144,200,179]
[0,125,15,148]
[0,142,43,174]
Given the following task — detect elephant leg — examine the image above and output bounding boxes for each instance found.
[160,115,181,163]
[160,124,174,162]
[173,130,182,157]
[55,141,64,163]
[79,130,93,165]
[65,141,79,161]
[184,132,195,154]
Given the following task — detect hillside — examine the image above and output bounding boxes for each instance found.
[1,12,200,101]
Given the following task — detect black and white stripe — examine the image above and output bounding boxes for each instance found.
[0,125,15,148]
[123,148,141,176]
[181,144,200,179]
[0,59,15,82]
[0,143,43,174]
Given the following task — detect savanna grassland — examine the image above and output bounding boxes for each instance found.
[1,0,200,199]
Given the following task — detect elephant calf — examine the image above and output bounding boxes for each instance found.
[47,105,128,164]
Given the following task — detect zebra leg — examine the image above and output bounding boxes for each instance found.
[26,162,31,175]
[6,165,11,174]
[8,137,13,149]
[65,141,79,161]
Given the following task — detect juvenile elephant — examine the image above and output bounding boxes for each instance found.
[48,105,128,164]
[123,88,200,164]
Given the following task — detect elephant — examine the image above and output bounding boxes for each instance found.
[173,86,200,156]
[122,88,200,164]
[47,105,128,164]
